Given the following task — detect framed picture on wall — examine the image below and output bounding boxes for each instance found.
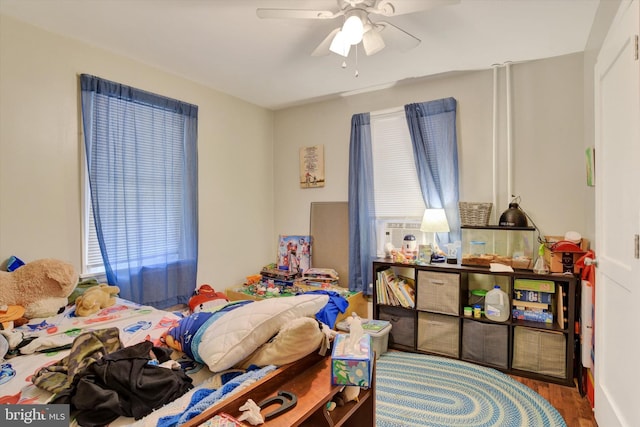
[300,145,325,188]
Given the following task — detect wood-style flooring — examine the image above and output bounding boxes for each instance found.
[510,375,597,427]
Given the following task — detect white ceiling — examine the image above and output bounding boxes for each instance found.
[0,0,600,110]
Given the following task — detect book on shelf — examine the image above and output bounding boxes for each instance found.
[397,275,415,288]
[391,280,410,308]
[398,280,415,308]
[377,268,415,308]
[513,289,553,304]
[379,269,398,306]
[514,278,555,293]
[376,271,389,305]
[512,300,550,311]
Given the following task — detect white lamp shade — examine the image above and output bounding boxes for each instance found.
[362,26,385,55]
[329,30,351,57]
[342,15,364,45]
[420,209,450,233]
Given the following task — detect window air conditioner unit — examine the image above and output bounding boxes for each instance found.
[383,221,424,251]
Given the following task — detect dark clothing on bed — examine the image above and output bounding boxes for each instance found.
[49,332,193,426]
[33,327,123,394]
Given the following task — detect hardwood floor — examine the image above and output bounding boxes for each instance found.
[510,375,597,427]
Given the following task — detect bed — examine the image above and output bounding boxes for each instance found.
[0,292,331,426]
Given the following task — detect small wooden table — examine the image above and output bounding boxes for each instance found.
[182,353,375,427]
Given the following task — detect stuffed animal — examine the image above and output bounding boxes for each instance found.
[188,284,228,313]
[74,284,120,317]
[0,258,79,319]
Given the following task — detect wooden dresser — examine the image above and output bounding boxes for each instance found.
[183,353,375,427]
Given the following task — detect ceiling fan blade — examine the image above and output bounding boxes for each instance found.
[372,0,460,17]
[256,8,340,20]
[377,21,421,52]
[311,27,341,57]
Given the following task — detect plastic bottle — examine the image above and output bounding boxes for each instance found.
[484,285,510,322]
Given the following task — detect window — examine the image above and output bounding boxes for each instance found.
[349,98,458,294]
[80,74,198,307]
[82,119,186,275]
[83,189,103,275]
[370,109,427,256]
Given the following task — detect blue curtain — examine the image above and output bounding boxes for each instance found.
[80,74,198,308]
[348,113,376,294]
[405,97,460,246]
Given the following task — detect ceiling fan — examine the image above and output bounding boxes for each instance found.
[256,0,459,57]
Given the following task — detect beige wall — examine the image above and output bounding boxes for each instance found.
[274,53,588,246]
[0,15,275,288]
[580,0,622,245]
[0,13,595,292]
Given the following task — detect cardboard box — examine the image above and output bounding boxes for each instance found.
[512,308,554,324]
[514,279,555,293]
[331,333,373,388]
[543,236,590,273]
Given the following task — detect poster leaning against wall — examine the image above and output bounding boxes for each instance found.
[278,235,312,274]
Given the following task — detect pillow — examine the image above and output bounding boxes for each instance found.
[195,293,329,372]
[235,316,324,369]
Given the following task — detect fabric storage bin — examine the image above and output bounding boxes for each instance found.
[378,305,414,348]
[512,327,566,378]
[461,319,508,368]
[416,270,460,315]
[417,312,459,357]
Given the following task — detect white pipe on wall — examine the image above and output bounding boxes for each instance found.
[492,64,499,224]
[505,61,513,201]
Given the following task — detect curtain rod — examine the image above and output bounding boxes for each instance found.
[370,106,404,117]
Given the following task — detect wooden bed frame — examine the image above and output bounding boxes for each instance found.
[183,353,376,427]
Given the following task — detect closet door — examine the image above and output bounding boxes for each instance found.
[594,1,640,425]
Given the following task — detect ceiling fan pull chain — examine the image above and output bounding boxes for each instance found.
[355,44,359,77]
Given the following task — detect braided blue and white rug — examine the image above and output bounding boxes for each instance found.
[376,351,567,427]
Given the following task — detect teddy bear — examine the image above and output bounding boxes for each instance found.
[0,258,79,319]
[74,284,120,317]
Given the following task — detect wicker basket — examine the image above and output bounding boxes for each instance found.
[459,202,492,226]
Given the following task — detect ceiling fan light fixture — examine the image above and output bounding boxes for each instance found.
[342,12,364,45]
[329,30,351,57]
[362,26,385,55]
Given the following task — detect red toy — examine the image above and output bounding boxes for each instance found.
[188,284,229,313]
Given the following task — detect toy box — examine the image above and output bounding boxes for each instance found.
[277,235,312,274]
[513,289,553,304]
[331,333,373,388]
[512,308,554,324]
[514,279,555,293]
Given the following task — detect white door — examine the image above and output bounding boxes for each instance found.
[594,1,640,426]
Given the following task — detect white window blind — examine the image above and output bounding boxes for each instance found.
[370,110,426,219]
[82,94,185,275]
